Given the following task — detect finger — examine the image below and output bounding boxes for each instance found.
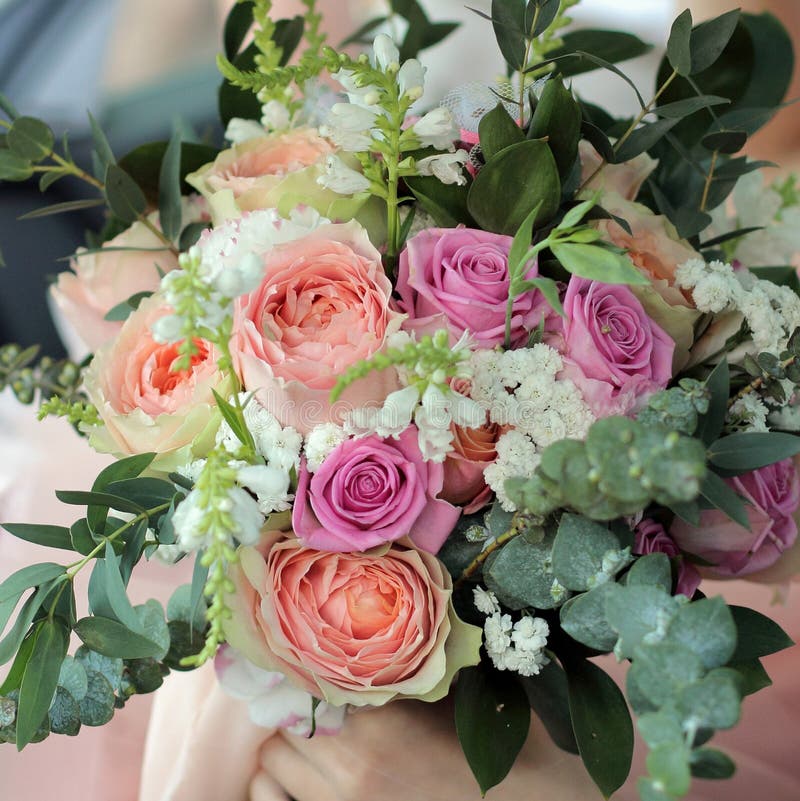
[249,772,291,801]
[259,735,340,801]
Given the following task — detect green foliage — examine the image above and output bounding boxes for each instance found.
[637,379,710,435]
[506,416,707,520]
[0,344,84,407]
[455,665,530,795]
[707,431,800,474]
[519,661,578,754]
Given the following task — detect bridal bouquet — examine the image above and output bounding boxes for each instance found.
[0,1,798,799]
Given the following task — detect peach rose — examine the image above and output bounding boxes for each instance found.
[225,532,482,707]
[83,295,229,469]
[230,219,402,433]
[579,140,657,201]
[441,421,501,513]
[187,129,366,226]
[594,194,701,309]
[51,216,175,353]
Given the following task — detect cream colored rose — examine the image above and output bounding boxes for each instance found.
[579,140,657,201]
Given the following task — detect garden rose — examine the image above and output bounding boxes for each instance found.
[51,214,179,352]
[188,129,356,225]
[594,194,700,309]
[554,276,674,416]
[396,227,551,347]
[293,426,460,553]
[671,459,800,577]
[579,140,656,201]
[441,420,501,513]
[230,220,402,433]
[83,295,228,468]
[634,518,701,598]
[225,533,482,707]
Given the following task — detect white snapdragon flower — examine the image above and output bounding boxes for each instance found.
[333,69,380,108]
[317,155,372,194]
[416,150,469,185]
[225,117,266,144]
[398,59,426,100]
[411,107,459,150]
[373,34,400,71]
[321,103,378,152]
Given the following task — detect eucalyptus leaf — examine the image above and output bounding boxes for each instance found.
[158,129,183,242]
[666,9,692,76]
[57,656,88,701]
[88,111,115,177]
[646,741,692,797]
[0,563,66,604]
[559,584,618,652]
[698,472,749,529]
[74,647,123,693]
[707,432,800,474]
[536,30,652,78]
[627,642,705,708]
[17,198,105,219]
[48,686,81,736]
[134,601,170,661]
[78,670,115,727]
[551,514,626,591]
[1,523,73,551]
[689,9,740,75]
[104,165,147,224]
[0,150,33,181]
[676,669,741,730]
[614,118,680,162]
[102,543,143,631]
[728,606,793,662]
[625,553,672,594]
[690,747,736,780]
[73,617,164,660]
[6,117,54,163]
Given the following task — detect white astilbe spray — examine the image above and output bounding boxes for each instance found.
[473,587,550,677]
[471,345,595,510]
[675,257,800,356]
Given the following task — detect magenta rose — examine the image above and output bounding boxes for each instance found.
[671,459,800,577]
[293,426,460,554]
[396,227,551,347]
[634,518,701,598]
[555,277,674,416]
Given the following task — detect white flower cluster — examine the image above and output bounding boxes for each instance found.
[344,331,484,462]
[676,257,800,355]
[471,345,595,510]
[710,170,800,267]
[728,393,769,432]
[318,34,468,193]
[172,397,301,552]
[152,207,328,345]
[304,422,348,472]
[474,588,550,677]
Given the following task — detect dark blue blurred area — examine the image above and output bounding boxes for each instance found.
[0,0,222,356]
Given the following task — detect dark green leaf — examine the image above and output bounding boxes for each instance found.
[93,453,156,492]
[178,222,208,251]
[528,78,582,176]
[0,92,20,120]
[707,432,800,473]
[189,553,210,630]
[690,10,740,74]
[126,657,166,694]
[55,490,146,516]
[666,9,693,76]
[88,112,116,177]
[17,198,105,219]
[729,658,772,696]
[1,524,72,552]
[455,666,531,795]
[16,620,69,749]
[729,606,793,662]
[105,477,176,510]
[223,0,254,59]
[272,16,305,64]
[654,95,729,118]
[615,118,681,162]
[478,103,525,162]
[158,129,183,242]
[551,242,649,285]
[690,747,736,780]
[491,0,527,70]
[566,658,634,797]
[75,646,123,693]
[537,30,652,78]
[405,175,473,228]
[7,117,54,162]
[699,471,749,529]
[468,139,560,234]
[69,519,96,556]
[701,130,747,154]
[0,564,66,605]
[38,169,68,192]
[78,670,115,726]
[104,165,147,224]
[73,617,164,659]
[163,620,205,670]
[0,630,37,695]
[0,150,33,181]
[339,16,388,48]
[219,42,262,125]
[48,686,81,736]
[104,290,153,322]
[102,542,143,631]
[528,0,559,38]
[519,661,578,754]
[695,359,729,446]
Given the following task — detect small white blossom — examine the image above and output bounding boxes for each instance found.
[333,69,380,108]
[729,394,770,432]
[398,59,426,100]
[321,103,378,152]
[411,107,459,151]
[260,99,292,132]
[416,150,469,185]
[304,423,348,472]
[317,155,371,194]
[150,313,184,344]
[373,34,400,71]
[225,117,266,144]
[483,612,550,678]
[473,586,501,616]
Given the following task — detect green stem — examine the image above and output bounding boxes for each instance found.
[518,5,542,122]
[700,149,718,212]
[580,68,679,191]
[455,529,520,589]
[65,502,171,579]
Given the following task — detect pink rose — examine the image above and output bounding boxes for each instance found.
[594,195,700,310]
[83,295,229,468]
[396,227,551,347]
[579,140,656,201]
[554,277,674,416]
[634,518,701,598]
[51,216,177,352]
[293,426,460,554]
[230,220,402,433]
[225,533,482,707]
[441,420,501,513]
[671,460,800,577]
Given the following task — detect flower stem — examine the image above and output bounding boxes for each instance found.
[455,529,521,588]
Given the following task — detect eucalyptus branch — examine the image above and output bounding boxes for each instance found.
[728,354,797,409]
[455,529,521,588]
[700,149,719,212]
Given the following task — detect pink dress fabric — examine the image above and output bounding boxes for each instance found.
[1,398,799,800]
